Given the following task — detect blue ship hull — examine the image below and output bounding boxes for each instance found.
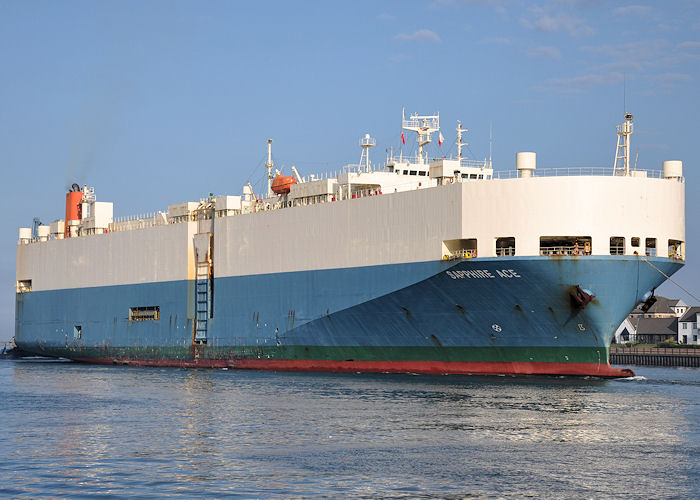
[14,256,682,376]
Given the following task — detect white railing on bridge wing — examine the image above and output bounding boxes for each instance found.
[540,245,592,256]
[492,167,673,180]
[459,159,492,169]
[496,247,515,256]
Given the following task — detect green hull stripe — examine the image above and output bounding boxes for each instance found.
[41,344,610,365]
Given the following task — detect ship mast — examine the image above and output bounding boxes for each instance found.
[614,113,634,176]
[402,110,439,165]
[359,133,376,171]
[265,139,274,198]
[456,121,468,161]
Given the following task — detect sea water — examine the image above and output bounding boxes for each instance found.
[1,361,697,498]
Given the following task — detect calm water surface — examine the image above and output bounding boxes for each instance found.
[1,361,697,498]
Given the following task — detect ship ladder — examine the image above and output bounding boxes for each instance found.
[194,262,210,343]
[193,232,213,344]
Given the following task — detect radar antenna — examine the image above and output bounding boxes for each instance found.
[359,133,376,172]
[402,110,439,165]
[614,112,634,176]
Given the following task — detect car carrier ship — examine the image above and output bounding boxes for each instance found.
[14,111,685,377]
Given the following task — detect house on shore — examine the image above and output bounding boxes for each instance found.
[614,297,692,344]
[677,307,700,345]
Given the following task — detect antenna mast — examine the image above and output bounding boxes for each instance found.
[614,113,634,176]
[402,111,439,164]
[265,139,274,198]
[359,133,376,171]
[456,121,468,161]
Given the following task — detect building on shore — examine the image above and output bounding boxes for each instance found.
[614,297,693,344]
[677,307,700,345]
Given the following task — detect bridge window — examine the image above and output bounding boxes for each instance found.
[443,238,477,259]
[645,238,657,257]
[540,236,591,256]
[129,306,160,321]
[610,237,625,255]
[668,239,684,260]
[496,237,515,256]
[631,237,640,247]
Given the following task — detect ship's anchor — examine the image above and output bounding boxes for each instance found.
[570,285,595,309]
[640,288,657,312]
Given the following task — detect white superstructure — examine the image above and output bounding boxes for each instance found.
[17,112,686,295]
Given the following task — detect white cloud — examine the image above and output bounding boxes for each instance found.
[520,6,594,37]
[678,41,700,50]
[582,39,672,69]
[395,29,441,43]
[532,70,627,94]
[656,23,678,32]
[480,36,513,45]
[650,73,693,87]
[527,45,562,60]
[612,5,652,16]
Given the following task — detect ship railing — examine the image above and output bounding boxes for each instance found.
[492,167,675,180]
[610,245,625,256]
[539,245,592,256]
[496,246,515,256]
[451,249,477,259]
[109,212,167,233]
[459,159,492,169]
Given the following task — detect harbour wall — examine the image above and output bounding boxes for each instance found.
[610,346,700,367]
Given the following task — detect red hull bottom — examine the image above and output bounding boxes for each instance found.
[73,357,635,378]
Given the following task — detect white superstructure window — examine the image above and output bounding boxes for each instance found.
[645,238,657,257]
[496,237,515,257]
[610,237,625,256]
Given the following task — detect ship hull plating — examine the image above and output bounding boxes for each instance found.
[15,256,682,377]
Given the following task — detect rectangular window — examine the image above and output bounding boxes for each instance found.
[129,306,160,321]
[645,238,657,257]
[496,237,515,256]
[683,323,688,329]
[631,237,640,247]
[478,174,483,179]
[540,236,591,256]
[470,174,477,179]
[418,171,427,176]
[403,170,408,175]
[610,236,625,255]
[668,239,684,260]
[409,170,417,175]
[442,238,477,259]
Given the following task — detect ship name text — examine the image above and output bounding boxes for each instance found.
[446,269,521,280]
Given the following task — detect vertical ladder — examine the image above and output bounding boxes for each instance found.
[193,232,213,344]
[194,261,210,343]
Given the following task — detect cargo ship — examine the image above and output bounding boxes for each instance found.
[14,111,685,377]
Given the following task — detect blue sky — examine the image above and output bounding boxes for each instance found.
[1,0,699,339]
